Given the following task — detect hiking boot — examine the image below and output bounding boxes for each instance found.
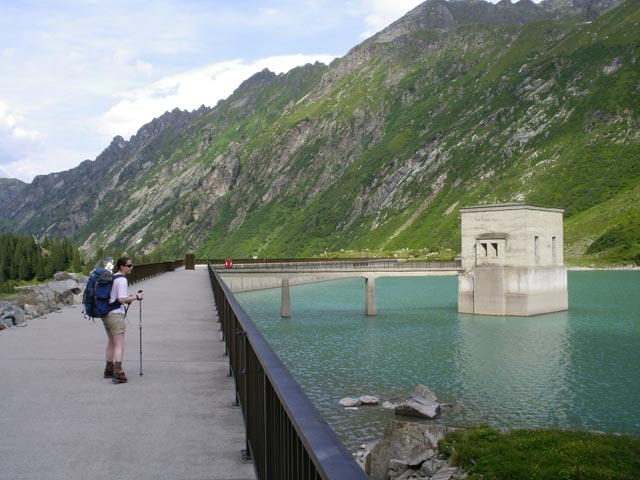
[104,365,114,378]
[112,369,128,384]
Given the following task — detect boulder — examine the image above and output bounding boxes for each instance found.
[364,422,454,480]
[17,278,83,313]
[395,384,441,419]
[388,458,408,479]
[1,273,87,327]
[408,448,435,467]
[53,271,73,281]
[339,397,362,407]
[396,470,421,480]
[420,459,449,478]
[0,302,26,328]
[431,466,459,480]
[359,395,380,405]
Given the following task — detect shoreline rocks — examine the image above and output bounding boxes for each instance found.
[344,385,459,478]
[0,272,86,330]
[395,384,441,419]
[339,395,380,408]
[360,422,466,480]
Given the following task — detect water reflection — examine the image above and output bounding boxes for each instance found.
[454,311,572,429]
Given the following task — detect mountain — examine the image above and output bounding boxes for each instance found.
[1,0,638,267]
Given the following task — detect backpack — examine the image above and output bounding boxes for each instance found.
[83,268,123,320]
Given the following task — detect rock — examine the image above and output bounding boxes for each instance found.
[358,441,378,470]
[17,278,84,313]
[395,384,441,419]
[23,304,42,319]
[408,448,435,467]
[339,397,362,407]
[396,469,421,479]
[388,458,409,479]
[420,459,449,477]
[431,466,460,480]
[1,273,87,328]
[364,422,455,480]
[0,302,26,328]
[53,271,73,281]
[359,395,380,405]
[603,56,622,75]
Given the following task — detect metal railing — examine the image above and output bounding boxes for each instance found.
[128,259,185,285]
[208,263,367,480]
[209,258,462,273]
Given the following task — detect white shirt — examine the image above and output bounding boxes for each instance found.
[109,275,128,315]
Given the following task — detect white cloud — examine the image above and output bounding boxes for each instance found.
[112,49,154,79]
[0,1,421,182]
[95,54,337,141]
[12,127,40,141]
[0,101,18,129]
[0,145,82,183]
[0,100,41,145]
[359,0,424,38]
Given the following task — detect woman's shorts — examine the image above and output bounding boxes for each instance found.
[103,312,125,335]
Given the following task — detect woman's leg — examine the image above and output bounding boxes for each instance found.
[112,333,128,383]
[105,331,115,363]
[112,333,125,363]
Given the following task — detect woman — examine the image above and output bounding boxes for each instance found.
[102,257,143,383]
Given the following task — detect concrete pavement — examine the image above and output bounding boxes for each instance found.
[0,266,256,480]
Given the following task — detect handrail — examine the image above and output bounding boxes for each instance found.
[208,263,367,480]
[128,259,185,285]
[209,258,462,272]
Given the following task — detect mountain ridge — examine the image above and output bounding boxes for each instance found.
[1,0,638,267]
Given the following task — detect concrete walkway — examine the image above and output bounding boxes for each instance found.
[0,266,256,480]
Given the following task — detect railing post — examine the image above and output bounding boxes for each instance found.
[185,253,195,270]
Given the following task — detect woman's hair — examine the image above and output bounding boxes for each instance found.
[113,257,131,273]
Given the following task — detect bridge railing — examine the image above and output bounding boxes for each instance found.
[208,263,367,480]
[128,259,185,285]
[208,258,461,272]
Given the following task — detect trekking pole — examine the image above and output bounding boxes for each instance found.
[138,290,143,376]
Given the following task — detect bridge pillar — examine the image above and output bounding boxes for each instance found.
[364,276,376,316]
[281,277,291,317]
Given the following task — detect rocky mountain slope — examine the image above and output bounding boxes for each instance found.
[1,0,638,266]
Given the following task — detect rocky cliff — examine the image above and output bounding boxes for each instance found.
[1,0,638,266]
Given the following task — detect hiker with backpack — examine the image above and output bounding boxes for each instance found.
[101,257,143,384]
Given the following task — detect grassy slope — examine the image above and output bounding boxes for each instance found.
[189,1,639,264]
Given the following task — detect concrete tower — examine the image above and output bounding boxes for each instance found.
[458,203,568,316]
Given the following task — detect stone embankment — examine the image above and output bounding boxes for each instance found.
[0,272,86,330]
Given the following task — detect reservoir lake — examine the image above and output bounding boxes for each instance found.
[235,270,640,450]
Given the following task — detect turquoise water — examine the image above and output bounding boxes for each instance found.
[236,271,640,449]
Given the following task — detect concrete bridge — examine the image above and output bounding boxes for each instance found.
[1,266,256,480]
[215,259,463,316]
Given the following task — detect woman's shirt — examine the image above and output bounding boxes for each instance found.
[109,274,128,315]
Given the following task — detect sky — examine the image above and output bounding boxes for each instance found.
[0,0,434,183]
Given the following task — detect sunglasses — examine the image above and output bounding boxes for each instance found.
[125,264,134,267]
